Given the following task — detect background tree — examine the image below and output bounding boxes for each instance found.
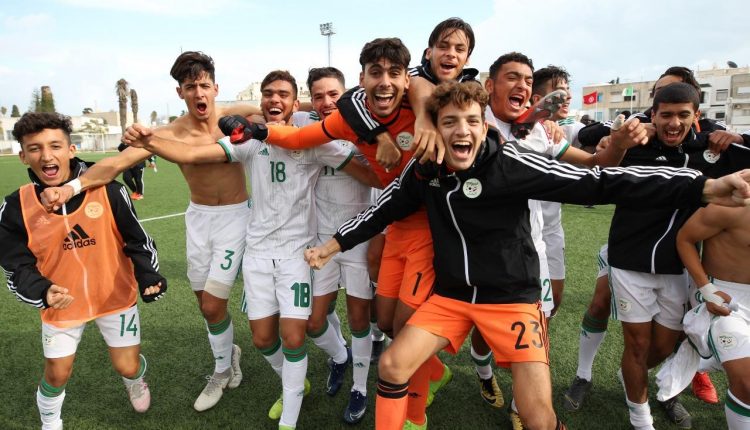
[82,107,93,114]
[115,78,129,135]
[150,110,158,125]
[130,88,139,123]
[39,86,55,113]
[0,107,7,116]
[11,105,20,117]
[29,88,41,112]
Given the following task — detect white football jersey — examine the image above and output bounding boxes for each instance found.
[219,125,353,258]
[296,112,373,235]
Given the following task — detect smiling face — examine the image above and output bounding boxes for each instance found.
[261,79,299,123]
[360,59,410,118]
[652,102,698,147]
[310,77,344,120]
[425,29,470,83]
[437,100,488,171]
[176,71,218,121]
[19,128,76,186]
[485,61,533,122]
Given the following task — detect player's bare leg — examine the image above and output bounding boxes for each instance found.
[109,345,150,413]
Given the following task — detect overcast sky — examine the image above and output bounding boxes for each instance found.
[1,0,748,119]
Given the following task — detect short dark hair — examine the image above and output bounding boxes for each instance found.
[359,38,411,71]
[652,82,700,111]
[306,67,345,92]
[13,112,73,144]
[261,70,298,99]
[170,51,216,85]
[651,66,700,96]
[428,17,475,57]
[488,52,534,80]
[532,65,570,96]
[427,81,488,125]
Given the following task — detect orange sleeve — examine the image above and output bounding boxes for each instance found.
[266,110,357,149]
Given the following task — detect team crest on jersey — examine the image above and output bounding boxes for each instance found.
[718,334,737,349]
[618,298,632,313]
[462,178,482,198]
[43,333,55,346]
[429,178,440,188]
[85,202,104,219]
[289,150,303,160]
[703,150,720,164]
[396,132,413,150]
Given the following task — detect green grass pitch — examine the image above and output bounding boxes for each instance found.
[0,152,728,429]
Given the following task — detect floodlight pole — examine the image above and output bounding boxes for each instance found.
[319,22,335,66]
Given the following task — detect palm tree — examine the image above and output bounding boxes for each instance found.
[130,88,139,124]
[115,79,129,135]
[150,110,158,125]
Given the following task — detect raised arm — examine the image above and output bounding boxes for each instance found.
[408,76,445,164]
[123,124,228,164]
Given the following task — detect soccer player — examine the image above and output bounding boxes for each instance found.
[218,37,447,429]
[117,142,146,200]
[39,51,258,412]
[0,112,166,430]
[304,81,750,430]
[301,67,375,423]
[123,69,379,430]
[482,52,646,427]
[677,198,750,429]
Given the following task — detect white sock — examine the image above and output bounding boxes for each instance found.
[261,339,284,378]
[37,384,65,430]
[280,350,308,428]
[122,354,147,386]
[326,302,347,346]
[726,389,750,429]
[510,396,518,413]
[351,326,372,394]
[370,321,385,342]
[206,316,234,373]
[471,344,493,380]
[310,320,348,364]
[576,329,606,381]
[626,398,654,430]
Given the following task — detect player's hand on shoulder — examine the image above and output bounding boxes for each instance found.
[140,280,167,303]
[542,120,565,144]
[610,116,649,149]
[708,130,743,154]
[412,115,444,165]
[46,284,74,310]
[40,186,74,213]
[122,124,153,149]
[375,133,402,172]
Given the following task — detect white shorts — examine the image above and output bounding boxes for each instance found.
[242,255,313,320]
[42,306,141,359]
[539,251,554,316]
[610,267,688,330]
[541,201,565,280]
[596,244,609,279]
[690,278,750,364]
[185,201,250,294]
[313,234,372,300]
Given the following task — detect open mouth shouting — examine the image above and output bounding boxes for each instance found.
[196,102,208,116]
[41,163,60,180]
[663,128,685,145]
[373,92,395,114]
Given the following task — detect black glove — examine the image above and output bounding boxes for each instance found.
[218,115,268,144]
[139,278,167,303]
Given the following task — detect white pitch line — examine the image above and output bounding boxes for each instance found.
[140,212,186,223]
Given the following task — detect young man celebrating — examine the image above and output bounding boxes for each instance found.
[0,112,166,430]
[40,51,255,412]
[304,81,750,430]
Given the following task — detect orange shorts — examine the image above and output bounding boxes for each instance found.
[376,224,435,310]
[407,294,549,367]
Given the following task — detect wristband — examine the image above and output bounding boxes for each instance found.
[67,178,83,196]
[699,282,725,305]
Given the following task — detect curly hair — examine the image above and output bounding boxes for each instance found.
[12,112,73,144]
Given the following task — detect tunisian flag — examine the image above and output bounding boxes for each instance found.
[583,91,598,105]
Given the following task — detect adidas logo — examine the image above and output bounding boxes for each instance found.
[354,362,366,368]
[655,156,667,162]
[258,147,270,156]
[62,224,96,250]
[429,178,440,187]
